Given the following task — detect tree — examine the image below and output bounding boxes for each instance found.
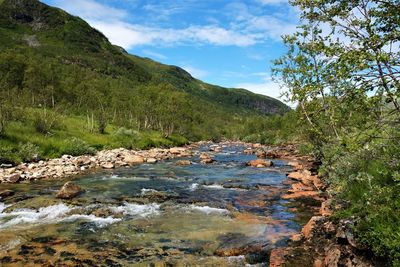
[273,0,400,150]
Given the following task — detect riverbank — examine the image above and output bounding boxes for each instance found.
[0,145,195,183]
[262,146,381,267]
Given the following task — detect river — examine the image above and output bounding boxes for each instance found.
[0,144,314,266]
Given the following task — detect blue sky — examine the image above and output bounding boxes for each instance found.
[42,0,299,102]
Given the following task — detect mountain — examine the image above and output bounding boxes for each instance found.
[0,0,291,160]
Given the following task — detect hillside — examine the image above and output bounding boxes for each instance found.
[0,0,292,163]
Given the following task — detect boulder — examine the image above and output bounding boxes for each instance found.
[200,153,215,164]
[56,181,84,199]
[246,159,273,168]
[75,156,91,166]
[5,173,21,183]
[123,155,145,164]
[101,162,115,169]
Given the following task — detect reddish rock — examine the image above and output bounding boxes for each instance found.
[282,191,321,200]
[302,216,324,239]
[320,200,332,216]
[269,248,286,267]
[324,247,341,267]
[246,159,273,168]
[314,259,324,267]
[289,182,315,193]
[199,153,215,164]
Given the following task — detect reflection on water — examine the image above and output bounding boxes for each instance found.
[0,144,312,266]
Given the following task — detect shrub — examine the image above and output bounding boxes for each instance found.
[33,109,61,134]
[0,145,18,165]
[62,137,97,156]
[18,142,40,162]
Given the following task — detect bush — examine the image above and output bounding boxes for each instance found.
[113,127,139,137]
[0,145,18,165]
[33,109,60,134]
[322,133,400,265]
[62,137,97,156]
[18,142,40,162]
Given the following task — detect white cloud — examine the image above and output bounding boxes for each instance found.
[46,0,298,49]
[182,66,209,79]
[50,0,127,21]
[89,21,258,49]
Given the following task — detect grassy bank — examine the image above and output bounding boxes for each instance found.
[0,110,188,164]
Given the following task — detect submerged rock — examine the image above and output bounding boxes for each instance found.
[0,190,15,199]
[246,159,273,168]
[56,181,84,199]
[175,160,192,166]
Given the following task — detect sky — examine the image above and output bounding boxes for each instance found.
[42,0,299,103]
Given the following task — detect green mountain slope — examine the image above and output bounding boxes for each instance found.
[0,0,292,162]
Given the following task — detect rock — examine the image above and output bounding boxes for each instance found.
[290,233,303,242]
[302,216,324,239]
[324,247,341,267]
[289,182,315,193]
[199,152,211,160]
[169,147,186,154]
[0,189,15,199]
[200,153,215,164]
[146,158,157,164]
[5,173,20,183]
[201,158,215,164]
[269,248,286,267]
[210,146,222,152]
[320,200,332,216]
[288,161,303,170]
[101,162,115,169]
[56,181,84,199]
[75,156,91,166]
[243,148,253,155]
[175,160,192,166]
[314,259,323,267]
[287,170,316,186]
[282,191,322,200]
[255,150,267,158]
[246,159,273,167]
[124,155,145,164]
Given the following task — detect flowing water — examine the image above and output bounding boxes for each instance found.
[0,144,314,266]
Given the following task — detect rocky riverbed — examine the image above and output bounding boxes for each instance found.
[0,142,331,266]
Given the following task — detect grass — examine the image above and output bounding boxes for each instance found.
[0,110,188,163]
